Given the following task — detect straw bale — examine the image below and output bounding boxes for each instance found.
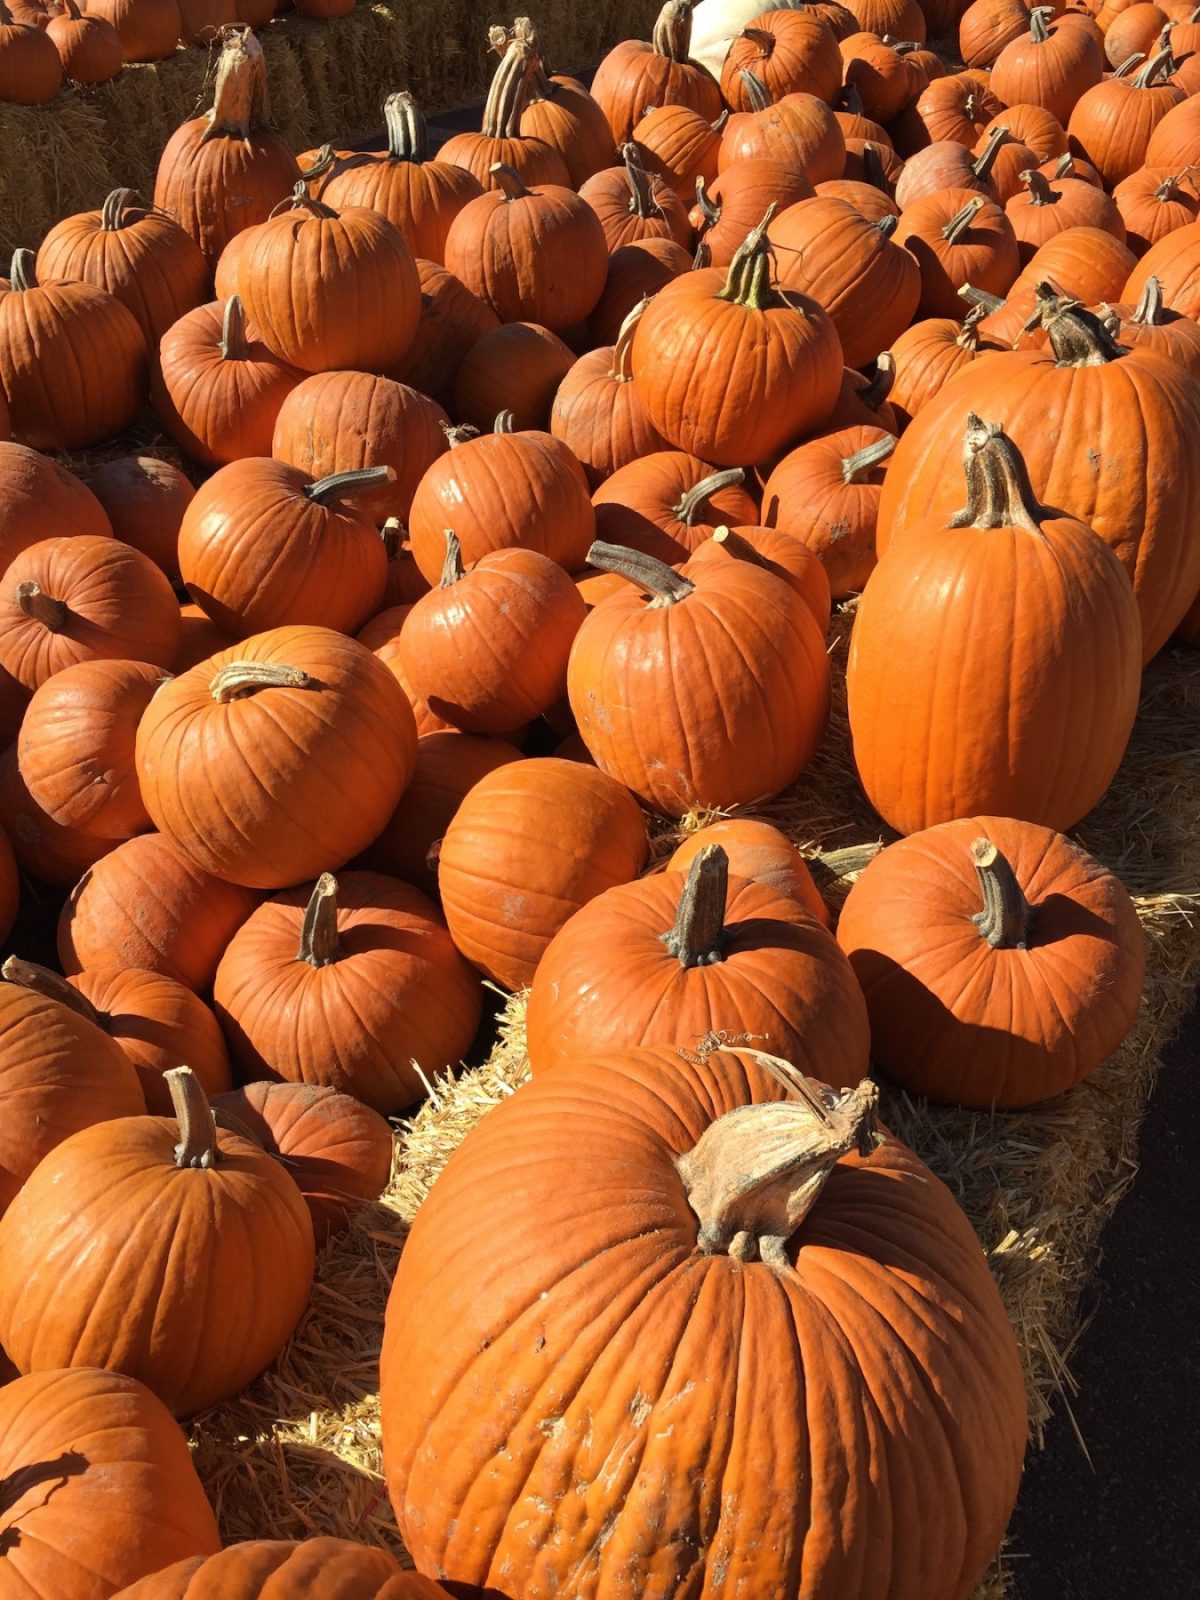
[183,608,1199,1600]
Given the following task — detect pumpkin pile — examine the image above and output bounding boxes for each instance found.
[0,0,1192,1592]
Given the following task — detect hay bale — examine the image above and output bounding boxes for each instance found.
[185,614,1200,1600]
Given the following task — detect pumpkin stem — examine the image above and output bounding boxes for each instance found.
[740,24,776,57]
[0,956,106,1029]
[1029,4,1054,42]
[972,125,1007,182]
[874,213,899,240]
[739,67,771,112]
[949,414,1046,535]
[439,529,465,586]
[1134,46,1175,85]
[383,91,429,162]
[9,250,36,292]
[716,206,778,311]
[1111,51,1146,80]
[585,541,696,606]
[661,844,729,966]
[859,351,895,411]
[841,433,896,483]
[167,1066,220,1170]
[99,189,145,231]
[677,1052,882,1269]
[271,181,338,222]
[1051,152,1077,179]
[652,0,697,63]
[209,661,314,702]
[299,143,336,184]
[202,28,270,144]
[220,296,251,360]
[1153,170,1193,201]
[693,176,721,227]
[860,142,891,194]
[941,194,987,241]
[513,16,559,103]
[444,423,481,448]
[297,872,343,966]
[958,281,1006,313]
[493,410,516,434]
[1133,275,1166,324]
[1024,283,1126,363]
[621,143,660,217]
[957,304,986,348]
[381,517,406,560]
[304,466,395,506]
[16,581,67,634]
[709,525,765,566]
[693,237,712,269]
[971,837,1034,949]
[610,296,650,381]
[1020,169,1056,206]
[480,29,537,140]
[675,465,746,525]
[490,162,533,201]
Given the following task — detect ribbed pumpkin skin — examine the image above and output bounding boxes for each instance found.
[1098,295,1200,375]
[213,1083,393,1244]
[0,1368,221,1600]
[589,237,693,346]
[887,318,992,428]
[591,36,723,147]
[549,343,669,488]
[110,1540,454,1599]
[631,102,724,198]
[567,562,830,816]
[386,259,500,409]
[58,833,261,992]
[214,871,482,1115]
[1067,73,1184,190]
[875,339,1200,661]
[1123,219,1200,317]
[438,757,649,991]
[838,816,1146,1108]
[0,1113,315,1418]
[1112,168,1200,257]
[762,426,894,599]
[718,92,845,183]
[578,160,692,252]
[977,226,1136,348]
[0,442,111,572]
[525,871,868,1077]
[990,16,1104,125]
[0,745,121,887]
[322,150,484,265]
[136,627,417,891]
[591,449,760,566]
[0,985,144,1219]
[667,819,831,926]
[686,525,832,632]
[720,9,843,106]
[88,456,195,578]
[0,7,63,102]
[381,1048,1025,1600]
[72,965,233,1116]
[270,372,449,526]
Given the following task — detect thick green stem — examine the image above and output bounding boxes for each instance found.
[100,189,143,231]
[715,206,778,311]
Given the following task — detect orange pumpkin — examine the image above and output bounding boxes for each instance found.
[512,17,617,186]
[839,33,922,126]
[0,440,111,568]
[692,157,814,267]
[719,77,845,181]
[991,6,1105,122]
[1112,166,1200,254]
[591,450,760,566]
[174,600,235,673]
[451,320,575,433]
[896,187,1022,316]
[630,101,725,198]
[0,0,63,101]
[587,235,693,345]
[886,308,996,427]
[579,143,692,251]
[387,258,500,409]
[85,0,179,60]
[549,298,668,487]
[46,0,123,82]
[87,456,194,578]
[896,70,1004,153]
[0,745,120,887]
[685,524,833,633]
[439,27,571,190]
[721,7,843,106]
[111,1540,455,1599]
[667,818,831,926]
[1097,273,1200,372]
[1004,166,1126,263]
[1067,47,1184,188]
[591,0,723,146]
[762,426,895,598]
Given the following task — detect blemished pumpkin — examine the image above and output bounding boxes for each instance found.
[380,1047,1024,1598]
[849,415,1142,836]
[399,532,587,735]
[153,296,306,469]
[87,456,195,578]
[721,7,843,107]
[761,426,895,598]
[0,745,121,888]
[591,0,723,146]
[632,211,843,467]
[58,831,260,993]
[0,440,112,567]
[686,524,832,634]
[17,658,168,839]
[591,449,759,566]
[0,1066,315,1418]
[452,321,575,434]
[0,1367,221,1600]
[877,288,1200,661]
[667,818,831,926]
[136,626,417,891]
[578,143,693,251]
[838,817,1146,1106]
[719,76,845,183]
[35,188,209,346]
[387,258,500,410]
[110,1540,455,1599]
[438,27,571,190]
[567,542,830,816]
[437,756,648,991]
[179,460,391,638]
[0,980,144,1219]
[152,28,302,262]
[214,870,481,1116]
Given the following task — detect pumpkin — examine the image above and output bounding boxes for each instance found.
[0,250,146,451]
[360,730,523,899]
[591,0,723,146]
[58,831,260,991]
[399,532,586,735]
[630,101,725,198]
[960,0,1035,65]
[46,0,122,80]
[387,258,500,409]
[213,1083,392,1244]
[822,354,901,435]
[1122,214,1200,318]
[1098,273,1200,372]
[838,816,1145,1107]
[549,298,669,487]
[692,157,814,266]
[408,423,594,581]
[973,224,1136,345]
[1113,166,1200,253]
[770,196,921,368]
[0,1066,315,1418]
[977,102,1070,164]
[153,296,305,468]
[82,0,178,58]
[437,756,648,991]
[839,33,921,125]
[667,818,831,926]
[110,1540,454,1599]
[991,6,1105,122]
[87,456,194,578]
[0,440,112,568]
[214,870,481,1115]
[234,185,420,375]
[0,980,144,1218]
[513,16,618,186]
[816,167,900,221]
[762,426,895,597]
[152,28,301,262]
[382,1045,1024,1600]
[579,143,693,251]
[175,600,235,672]
[588,235,693,345]
[176,0,236,44]
[722,8,843,106]
[0,0,62,101]
[849,415,1142,834]
[137,626,416,891]
[0,1368,221,1599]
[1144,89,1200,167]
[592,449,760,566]
[1004,166,1126,262]
[321,92,484,264]
[356,603,457,737]
[896,188,1022,317]
[842,0,927,35]
[568,542,830,814]
[632,212,843,467]
[895,70,1003,153]
[17,659,166,839]
[1067,47,1184,188]
[685,524,833,633]
[880,288,1200,659]
[0,536,180,691]
[1103,0,1170,60]
[893,125,1006,210]
[452,321,575,433]
[0,745,120,886]
[719,77,845,182]
[438,27,571,190]
[887,308,995,427]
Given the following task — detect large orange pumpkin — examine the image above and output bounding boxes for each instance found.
[718,79,845,182]
[591,0,723,146]
[849,415,1142,834]
[838,815,1146,1107]
[1097,274,1200,374]
[110,1540,454,1599]
[451,320,575,434]
[136,626,416,891]
[1122,213,1200,317]
[381,1046,1025,1599]
[990,6,1105,123]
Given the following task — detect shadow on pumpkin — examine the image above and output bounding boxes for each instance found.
[0,1450,88,1552]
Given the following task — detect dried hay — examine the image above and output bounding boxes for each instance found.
[187,611,1200,1598]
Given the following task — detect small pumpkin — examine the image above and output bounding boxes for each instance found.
[1066,46,1184,189]
[667,818,831,926]
[87,456,195,578]
[1113,166,1200,254]
[591,0,723,146]
[692,156,814,266]
[887,308,995,427]
[1004,166,1126,263]
[579,143,693,251]
[549,298,670,487]
[0,440,111,569]
[762,426,895,598]
[896,187,1022,317]
[110,1540,455,1600]
[512,17,617,186]
[893,124,1007,210]
[960,0,1037,66]
[839,33,922,126]
[895,70,1003,153]
[387,258,500,410]
[592,449,759,566]
[0,744,120,887]
[685,524,833,633]
[452,322,576,433]
[46,0,122,81]
[630,101,725,198]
